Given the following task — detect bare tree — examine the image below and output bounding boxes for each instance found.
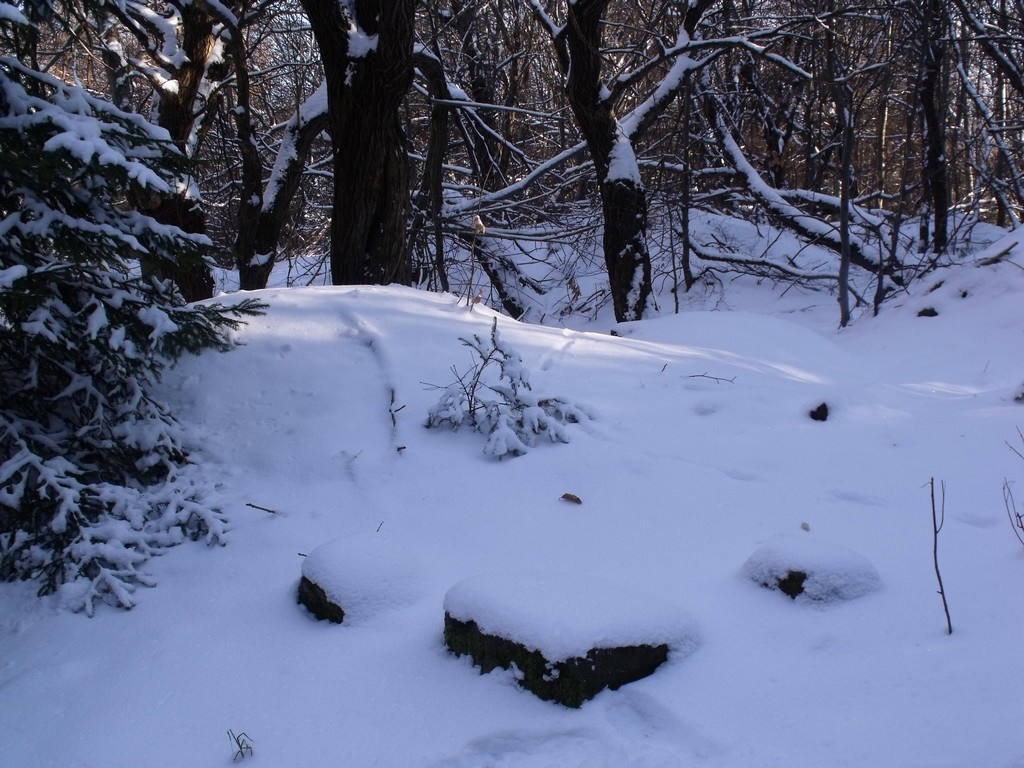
[300,0,416,286]
[60,0,1024,312]
[913,0,951,255]
[102,0,228,301]
[529,0,716,321]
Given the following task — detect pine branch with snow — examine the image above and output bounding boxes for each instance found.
[0,10,263,614]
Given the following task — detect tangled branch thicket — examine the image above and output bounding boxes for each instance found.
[18,0,1020,322]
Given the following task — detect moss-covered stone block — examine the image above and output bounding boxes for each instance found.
[296,533,427,624]
[442,571,698,708]
[444,613,669,708]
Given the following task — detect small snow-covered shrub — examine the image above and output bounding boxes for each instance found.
[425,318,590,458]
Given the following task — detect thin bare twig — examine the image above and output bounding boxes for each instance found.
[1006,429,1024,547]
[1004,481,1024,547]
[688,372,736,384]
[246,503,277,514]
[1008,427,1024,461]
[930,478,953,635]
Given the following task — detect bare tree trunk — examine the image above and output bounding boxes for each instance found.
[916,0,950,255]
[825,2,855,327]
[834,99,854,327]
[679,74,696,295]
[97,13,130,111]
[140,2,220,302]
[236,86,330,291]
[301,0,415,286]
[410,49,451,292]
[554,0,652,322]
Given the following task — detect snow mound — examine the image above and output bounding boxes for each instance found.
[300,533,427,623]
[443,570,700,662]
[740,534,882,603]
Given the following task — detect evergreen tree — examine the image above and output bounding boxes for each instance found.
[0,1,262,614]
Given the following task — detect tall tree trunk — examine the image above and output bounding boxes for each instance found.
[917,0,950,255]
[142,2,219,303]
[835,104,854,327]
[825,1,854,327]
[97,12,130,111]
[557,0,652,322]
[300,0,415,286]
[235,78,330,291]
[410,50,451,292]
[149,3,222,303]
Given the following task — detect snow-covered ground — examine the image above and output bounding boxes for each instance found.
[3,233,1024,767]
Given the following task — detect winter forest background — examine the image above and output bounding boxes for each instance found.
[3,0,1024,626]
[4,1,1024,764]
[9,0,1024,318]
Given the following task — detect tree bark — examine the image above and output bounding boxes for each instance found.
[825,2,854,326]
[236,84,330,291]
[300,0,415,286]
[410,50,450,292]
[916,0,950,255]
[124,1,220,302]
[556,0,652,322]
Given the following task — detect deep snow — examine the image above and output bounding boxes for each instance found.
[2,235,1024,767]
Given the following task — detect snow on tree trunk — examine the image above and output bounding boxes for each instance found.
[301,0,415,287]
[236,82,330,291]
[556,0,654,323]
[915,0,951,256]
[135,1,221,303]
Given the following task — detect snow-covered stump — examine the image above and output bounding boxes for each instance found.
[297,534,426,624]
[741,535,882,603]
[443,571,699,708]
